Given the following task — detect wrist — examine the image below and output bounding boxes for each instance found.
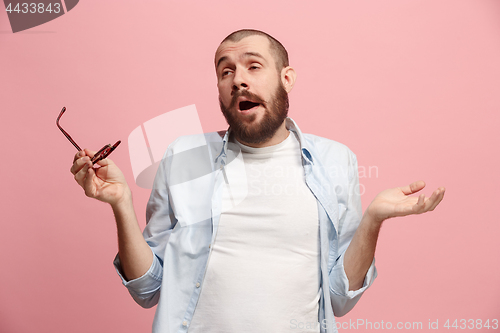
[363,206,385,229]
[111,187,133,211]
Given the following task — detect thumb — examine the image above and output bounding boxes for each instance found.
[400,180,426,195]
[94,156,114,168]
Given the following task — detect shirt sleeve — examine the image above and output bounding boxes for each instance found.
[112,146,178,308]
[328,150,378,317]
[112,248,163,308]
[329,252,377,316]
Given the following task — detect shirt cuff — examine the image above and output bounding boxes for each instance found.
[329,252,377,316]
[113,247,163,297]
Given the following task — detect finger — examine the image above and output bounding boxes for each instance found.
[427,187,446,211]
[413,193,426,213]
[418,193,425,206]
[94,155,113,167]
[417,187,445,213]
[70,155,90,175]
[83,167,96,197]
[421,191,439,212]
[400,180,426,195]
[84,148,97,159]
[73,150,84,163]
[74,159,92,187]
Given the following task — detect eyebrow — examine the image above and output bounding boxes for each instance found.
[216,52,266,70]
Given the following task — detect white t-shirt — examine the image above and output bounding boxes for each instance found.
[189,132,320,333]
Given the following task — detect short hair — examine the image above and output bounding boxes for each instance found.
[219,29,289,71]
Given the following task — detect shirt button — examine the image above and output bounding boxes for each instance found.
[182,321,188,327]
[208,244,211,249]
[196,282,200,288]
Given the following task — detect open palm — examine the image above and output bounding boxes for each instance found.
[366,180,445,224]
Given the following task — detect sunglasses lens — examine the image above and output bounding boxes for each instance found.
[91,145,113,163]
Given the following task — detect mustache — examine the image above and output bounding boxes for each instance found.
[228,90,266,110]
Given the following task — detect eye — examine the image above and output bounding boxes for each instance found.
[249,65,260,70]
[221,69,233,77]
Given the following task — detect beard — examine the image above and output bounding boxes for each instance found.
[219,83,289,145]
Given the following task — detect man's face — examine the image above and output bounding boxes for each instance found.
[215,35,289,145]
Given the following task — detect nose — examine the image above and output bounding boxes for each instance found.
[231,69,248,94]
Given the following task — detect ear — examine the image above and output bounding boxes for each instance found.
[280,66,297,93]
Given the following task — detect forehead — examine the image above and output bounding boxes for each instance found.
[215,35,273,67]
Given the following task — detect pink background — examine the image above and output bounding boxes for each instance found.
[1,0,499,332]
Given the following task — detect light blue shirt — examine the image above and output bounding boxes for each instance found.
[114,117,377,333]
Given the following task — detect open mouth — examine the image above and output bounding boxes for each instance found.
[239,101,260,112]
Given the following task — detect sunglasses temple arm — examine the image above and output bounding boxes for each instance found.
[62,131,82,151]
[56,121,82,151]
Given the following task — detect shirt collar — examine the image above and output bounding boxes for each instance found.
[285,117,314,165]
[216,117,314,165]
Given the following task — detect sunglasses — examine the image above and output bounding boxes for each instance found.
[56,106,121,164]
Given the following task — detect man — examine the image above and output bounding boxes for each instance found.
[70,30,445,333]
